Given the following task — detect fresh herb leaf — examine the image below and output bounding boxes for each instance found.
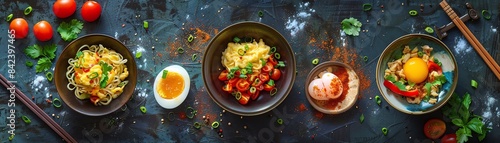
[99,75,109,88]
[341,17,362,36]
[35,58,52,73]
[76,51,83,59]
[26,61,33,67]
[452,118,464,127]
[384,75,397,83]
[24,44,43,59]
[424,83,432,96]
[462,93,471,111]
[99,62,113,88]
[457,127,472,143]
[57,19,84,41]
[135,52,142,58]
[393,81,406,91]
[359,113,365,123]
[471,80,478,88]
[43,44,57,60]
[467,117,484,134]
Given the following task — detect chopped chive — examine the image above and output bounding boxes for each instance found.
[482,10,491,20]
[140,106,147,114]
[425,27,434,34]
[162,70,168,79]
[375,95,381,106]
[22,115,31,124]
[359,113,365,123]
[260,58,266,66]
[211,121,220,129]
[270,46,277,53]
[233,37,241,43]
[274,53,281,60]
[186,107,196,119]
[239,74,247,79]
[238,48,245,56]
[187,34,194,43]
[168,112,175,121]
[88,72,98,79]
[409,10,418,16]
[9,134,14,141]
[6,14,14,22]
[52,97,62,108]
[362,3,372,11]
[417,51,424,57]
[177,47,185,54]
[245,45,249,51]
[235,92,242,100]
[471,79,478,88]
[382,127,388,135]
[26,61,33,67]
[240,68,248,75]
[46,72,53,81]
[24,6,33,15]
[362,56,368,62]
[118,80,128,87]
[191,54,198,61]
[143,21,149,29]
[258,10,264,17]
[135,52,142,58]
[193,122,201,129]
[312,58,319,65]
[270,87,278,96]
[276,118,284,125]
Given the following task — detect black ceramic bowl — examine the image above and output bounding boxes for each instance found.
[54,34,137,116]
[202,22,296,116]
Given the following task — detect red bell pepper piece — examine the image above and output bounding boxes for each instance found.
[428,61,442,73]
[383,80,419,97]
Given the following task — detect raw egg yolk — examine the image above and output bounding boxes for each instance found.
[403,57,428,83]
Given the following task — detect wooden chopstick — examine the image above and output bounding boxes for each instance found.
[0,74,77,143]
[440,0,500,80]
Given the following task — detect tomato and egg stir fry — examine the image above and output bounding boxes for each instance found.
[383,45,447,104]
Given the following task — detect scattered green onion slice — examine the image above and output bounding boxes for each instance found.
[238,49,245,56]
[177,47,185,54]
[260,58,266,66]
[359,113,364,123]
[193,122,201,129]
[235,92,242,100]
[211,121,220,129]
[270,87,278,96]
[471,79,478,88]
[22,115,31,124]
[409,10,418,16]
[240,68,248,75]
[191,54,197,61]
[135,52,142,58]
[88,72,98,79]
[312,58,319,65]
[362,3,372,11]
[274,53,281,60]
[46,72,53,81]
[245,45,249,51]
[140,106,147,114]
[233,37,241,43]
[52,98,62,108]
[187,34,194,43]
[276,118,284,125]
[482,10,491,20]
[162,70,168,79]
[24,6,33,15]
[382,127,388,135]
[375,95,381,106]
[168,112,175,121]
[258,10,264,17]
[6,13,13,22]
[417,51,424,57]
[9,134,14,141]
[425,27,434,34]
[186,107,196,119]
[362,56,368,62]
[270,46,277,53]
[143,21,149,29]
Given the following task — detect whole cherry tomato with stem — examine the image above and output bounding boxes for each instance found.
[81,0,102,22]
[33,21,53,41]
[9,18,29,39]
[52,0,77,18]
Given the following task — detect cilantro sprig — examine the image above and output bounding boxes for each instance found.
[24,44,58,73]
[442,93,489,143]
[341,17,362,36]
[57,19,84,41]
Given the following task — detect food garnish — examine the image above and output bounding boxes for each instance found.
[57,19,83,41]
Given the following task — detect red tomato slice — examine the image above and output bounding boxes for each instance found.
[218,70,229,81]
[424,118,446,140]
[270,68,281,80]
[255,84,264,91]
[259,73,270,82]
[238,92,250,105]
[250,90,260,100]
[236,79,250,92]
[247,72,259,83]
[268,55,278,66]
[228,78,239,85]
[264,84,274,91]
[441,134,457,143]
[222,83,233,92]
[262,62,273,73]
[252,78,264,87]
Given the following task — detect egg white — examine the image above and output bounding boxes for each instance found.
[153,65,190,109]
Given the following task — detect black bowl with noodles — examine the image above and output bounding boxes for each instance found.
[202,22,296,116]
[54,34,137,116]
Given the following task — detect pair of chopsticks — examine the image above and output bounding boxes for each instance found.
[0,74,77,143]
[440,0,500,81]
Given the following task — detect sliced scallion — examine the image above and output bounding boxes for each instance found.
[270,46,277,53]
[143,21,149,29]
[193,122,201,129]
[312,58,319,65]
[191,54,197,61]
[140,106,147,114]
[22,115,31,124]
[258,10,264,17]
[52,98,62,108]
[409,10,418,16]
[177,47,185,54]
[276,118,283,125]
[471,79,478,88]
[162,70,168,79]
[211,121,220,129]
[362,3,372,11]
[6,13,13,22]
[274,53,281,60]
[270,87,278,96]
[482,10,491,20]
[24,6,33,15]
[187,34,194,43]
[46,72,53,81]
[382,127,388,135]
[233,37,241,43]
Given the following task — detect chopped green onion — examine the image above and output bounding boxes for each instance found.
[193,122,201,129]
[26,61,33,67]
[362,3,372,11]
[482,10,491,20]
[230,67,240,73]
[88,72,98,79]
[240,68,248,75]
[249,87,257,94]
[471,80,478,88]
[258,10,264,17]
[143,21,149,29]
[52,98,62,108]
[9,134,14,141]
[6,13,13,22]
[260,58,266,66]
[382,127,388,135]
[359,113,364,123]
[417,51,424,57]
[375,95,381,106]
[24,6,33,15]
[177,47,184,54]
[239,74,247,79]
[433,58,442,66]
[140,106,147,114]
[409,10,418,16]
[211,121,220,129]
[226,73,234,79]
[245,45,249,51]
[162,70,168,79]
[22,115,31,124]
[168,112,175,121]
[362,56,368,62]
[425,27,434,34]
[274,53,281,60]
[135,52,142,58]
[46,72,53,81]
[235,91,242,100]
[187,34,194,43]
[238,48,245,56]
[191,54,197,61]
[276,61,286,68]
[267,79,275,86]
[276,118,284,125]
[312,58,319,65]
[270,87,278,96]
[233,37,241,43]
[270,46,277,53]
[186,107,196,119]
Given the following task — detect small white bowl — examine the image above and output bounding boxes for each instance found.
[153,65,190,109]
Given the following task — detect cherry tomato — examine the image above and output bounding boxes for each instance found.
[236,79,250,92]
[259,73,270,82]
[252,78,264,87]
[9,18,29,39]
[222,83,233,92]
[262,62,274,73]
[255,84,264,91]
[247,72,259,83]
[238,92,250,105]
[250,90,260,100]
[52,0,77,18]
[90,95,99,105]
[268,55,278,66]
[441,134,457,143]
[424,119,446,140]
[228,78,239,85]
[270,68,281,80]
[218,70,228,81]
[264,84,274,91]
[33,21,53,41]
[81,0,102,22]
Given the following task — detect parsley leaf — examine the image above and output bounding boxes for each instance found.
[24,44,43,59]
[467,117,484,134]
[43,44,57,60]
[457,127,472,143]
[443,92,488,143]
[99,62,113,88]
[35,58,52,73]
[341,17,362,36]
[57,19,84,41]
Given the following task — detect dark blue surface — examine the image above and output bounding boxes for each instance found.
[1,0,499,142]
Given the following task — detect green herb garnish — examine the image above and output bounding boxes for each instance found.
[312,58,319,65]
[140,106,147,114]
[162,70,168,79]
[211,121,220,129]
[22,115,31,124]
[46,72,53,81]
[24,6,33,15]
[26,61,33,67]
[233,37,241,43]
[360,113,365,123]
[471,80,478,88]
[6,14,13,22]
[442,93,489,142]
[362,3,372,11]
[382,127,388,135]
[135,52,142,58]
[57,19,84,41]
[52,98,62,108]
[187,34,194,43]
[143,21,149,29]
[276,118,284,125]
[341,17,362,36]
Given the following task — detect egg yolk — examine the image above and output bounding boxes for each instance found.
[403,57,428,83]
[157,72,185,99]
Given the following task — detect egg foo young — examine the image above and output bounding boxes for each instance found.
[66,44,129,106]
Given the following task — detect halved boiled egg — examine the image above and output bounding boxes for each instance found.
[403,57,428,83]
[308,72,343,100]
[154,65,190,109]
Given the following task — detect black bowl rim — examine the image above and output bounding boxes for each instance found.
[54,34,137,116]
[202,21,296,116]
